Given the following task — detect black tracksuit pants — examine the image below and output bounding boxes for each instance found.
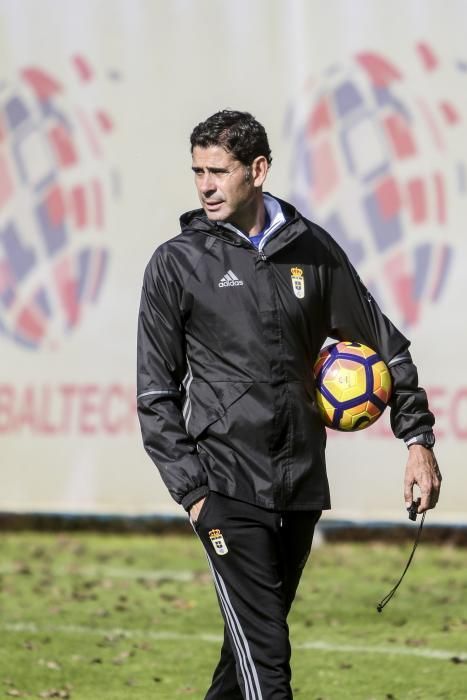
[193,491,322,700]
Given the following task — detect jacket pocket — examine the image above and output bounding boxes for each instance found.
[185,380,252,440]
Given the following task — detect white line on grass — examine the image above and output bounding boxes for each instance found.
[0,566,195,581]
[297,640,467,661]
[2,622,222,644]
[3,623,466,662]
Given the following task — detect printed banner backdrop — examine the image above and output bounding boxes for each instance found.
[0,0,465,523]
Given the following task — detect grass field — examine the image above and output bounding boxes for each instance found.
[0,531,466,699]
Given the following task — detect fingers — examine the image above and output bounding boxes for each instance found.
[417,462,442,513]
[418,488,432,513]
[404,477,414,509]
[404,449,442,514]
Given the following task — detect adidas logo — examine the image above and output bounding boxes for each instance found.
[218,270,244,287]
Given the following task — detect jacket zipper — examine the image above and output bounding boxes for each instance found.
[255,239,291,509]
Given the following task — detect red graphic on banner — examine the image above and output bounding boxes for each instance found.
[0,384,137,435]
[0,56,120,350]
[287,42,462,329]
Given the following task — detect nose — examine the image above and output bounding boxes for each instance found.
[198,172,217,195]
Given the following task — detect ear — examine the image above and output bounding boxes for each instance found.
[250,156,269,188]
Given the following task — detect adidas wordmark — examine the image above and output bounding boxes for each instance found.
[219,270,244,288]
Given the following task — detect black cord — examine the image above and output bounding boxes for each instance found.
[376,512,426,613]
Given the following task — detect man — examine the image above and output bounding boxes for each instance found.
[137,110,441,699]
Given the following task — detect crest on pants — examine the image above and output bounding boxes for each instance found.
[291,267,305,299]
[209,528,229,556]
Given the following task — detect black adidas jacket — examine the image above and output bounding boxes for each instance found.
[137,197,435,512]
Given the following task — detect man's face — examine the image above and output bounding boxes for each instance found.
[191,145,254,224]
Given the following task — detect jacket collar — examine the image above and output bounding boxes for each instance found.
[179,194,309,254]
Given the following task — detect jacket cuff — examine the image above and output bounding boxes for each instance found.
[181,485,210,512]
[402,426,435,443]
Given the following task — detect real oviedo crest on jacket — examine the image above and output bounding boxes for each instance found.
[291,267,305,299]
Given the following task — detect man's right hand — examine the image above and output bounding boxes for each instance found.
[190,497,206,524]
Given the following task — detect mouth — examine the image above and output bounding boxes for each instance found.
[204,200,224,210]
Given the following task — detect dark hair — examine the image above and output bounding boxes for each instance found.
[190,110,272,166]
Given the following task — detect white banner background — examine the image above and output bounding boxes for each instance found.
[0,0,465,523]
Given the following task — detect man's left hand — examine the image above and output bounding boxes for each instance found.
[404,445,442,513]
